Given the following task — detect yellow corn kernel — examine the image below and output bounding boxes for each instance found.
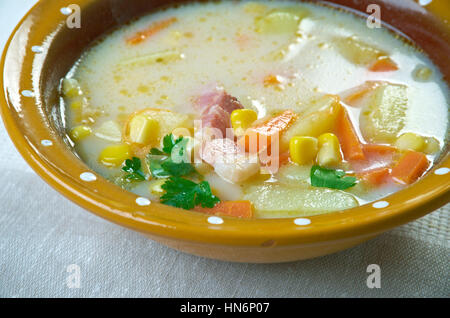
[69,125,92,142]
[62,78,81,98]
[317,133,342,167]
[289,136,318,165]
[423,137,440,154]
[395,132,425,152]
[128,115,159,145]
[70,100,83,110]
[149,179,166,195]
[231,109,257,135]
[98,144,131,167]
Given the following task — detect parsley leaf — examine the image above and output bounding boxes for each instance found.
[147,134,196,179]
[162,134,184,155]
[122,157,146,181]
[310,165,357,190]
[160,177,220,210]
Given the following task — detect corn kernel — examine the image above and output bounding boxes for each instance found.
[128,115,159,145]
[69,125,92,142]
[149,179,166,195]
[70,100,83,110]
[99,144,131,167]
[395,132,425,152]
[289,136,318,165]
[317,133,342,167]
[62,78,81,98]
[423,137,440,154]
[231,109,257,135]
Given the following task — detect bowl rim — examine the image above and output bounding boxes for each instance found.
[1,0,449,247]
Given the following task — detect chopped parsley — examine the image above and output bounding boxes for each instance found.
[310,165,357,190]
[147,134,196,179]
[160,177,220,210]
[122,157,146,181]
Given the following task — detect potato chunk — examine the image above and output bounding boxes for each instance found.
[280,95,340,151]
[243,184,358,217]
[255,8,309,34]
[359,83,408,143]
[335,36,386,66]
[124,108,192,147]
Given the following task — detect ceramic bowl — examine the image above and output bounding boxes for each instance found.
[1,0,449,262]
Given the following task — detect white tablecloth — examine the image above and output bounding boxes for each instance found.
[0,0,448,298]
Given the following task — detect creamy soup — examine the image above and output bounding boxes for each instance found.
[61,0,449,218]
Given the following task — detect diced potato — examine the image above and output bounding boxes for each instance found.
[255,8,309,34]
[275,163,311,186]
[94,120,122,142]
[359,83,408,143]
[395,132,425,152]
[120,49,184,67]
[69,125,92,142]
[280,95,340,151]
[243,184,358,217]
[231,109,258,136]
[317,133,342,167]
[128,115,160,145]
[335,36,387,66]
[62,78,81,98]
[99,144,131,167]
[423,137,440,154]
[289,136,318,165]
[124,108,193,147]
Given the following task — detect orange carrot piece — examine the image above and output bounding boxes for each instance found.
[363,144,398,156]
[359,167,390,186]
[335,106,365,161]
[391,151,429,184]
[194,201,254,218]
[239,110,297,153]
[369,57,399,72]
[126,17,177,45]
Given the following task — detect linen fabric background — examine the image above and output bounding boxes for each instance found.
[0,0,448,297]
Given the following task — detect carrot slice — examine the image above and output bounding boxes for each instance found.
[369,57,399,72]
[127,17,177,45]
[239,110,297,153]
[335,106,365,161]
[363,144,397,156]
[391,151,429,184]
[194,201,254,218]
[359,167,390,186]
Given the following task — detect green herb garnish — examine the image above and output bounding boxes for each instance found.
[147,134,196,179]
[162,133,184,155]
[310,165,357,190]
[122,157,146,181]
[160,177,220,210]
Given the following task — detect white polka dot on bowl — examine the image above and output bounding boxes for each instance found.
[135,197,151,206]
[60,7,72,15]
[41,140,52,146]
[294,218,311,226]
[207,216,224,225]
[21,90,34,97]
[372,201,389,209]
[80,172,96,182]
[434,167,449,175]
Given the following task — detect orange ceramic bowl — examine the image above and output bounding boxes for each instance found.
[1,0,449,263]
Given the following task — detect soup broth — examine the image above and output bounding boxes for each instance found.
[62,0,449,218]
